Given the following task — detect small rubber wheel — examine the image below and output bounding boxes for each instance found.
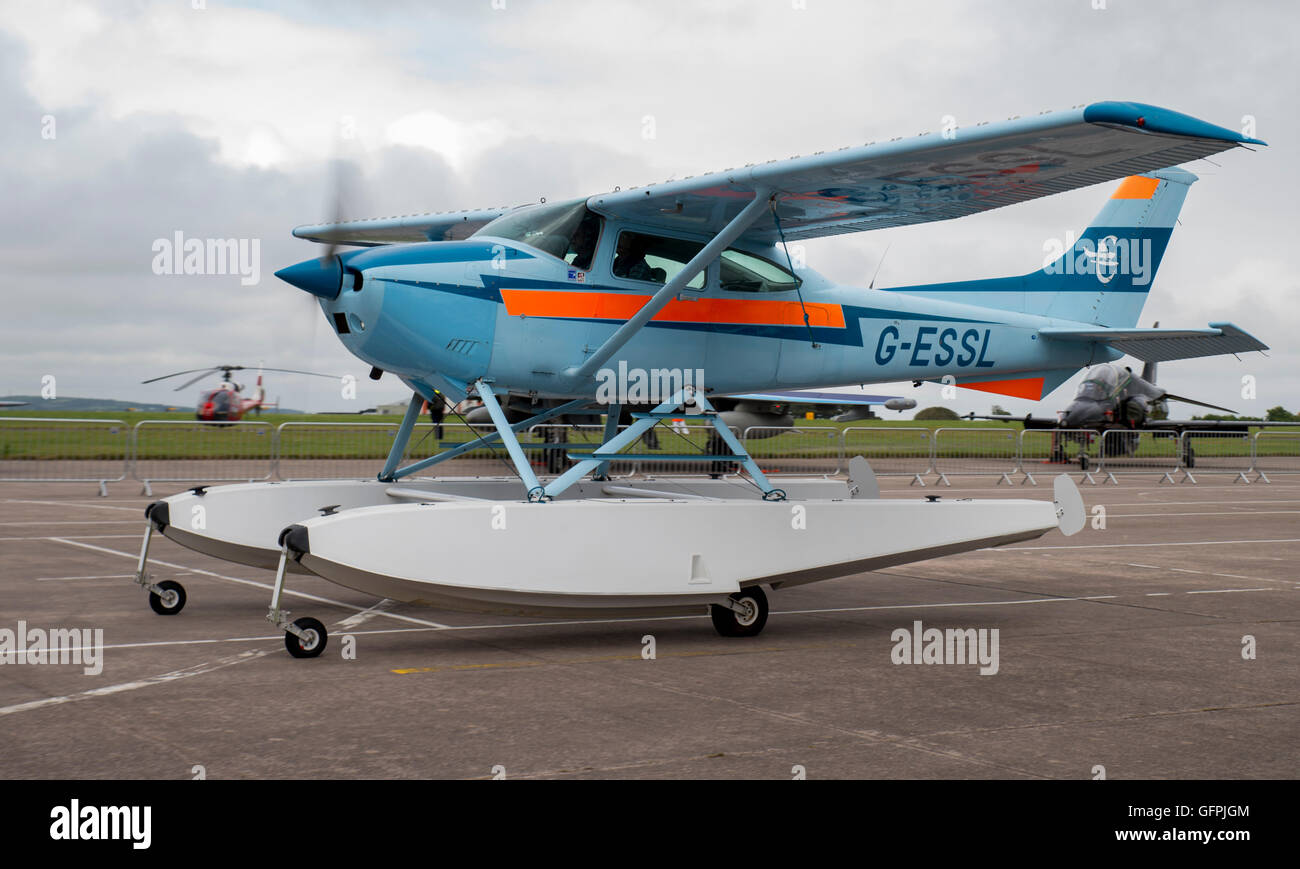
[710,587,769,638]
[286,617,327,658]
[148,580,186,615]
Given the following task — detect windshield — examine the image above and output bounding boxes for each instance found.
[1075,365,1120,401]
[474,199,602,270]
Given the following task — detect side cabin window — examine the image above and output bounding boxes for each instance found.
[718,249,800,293]
[612,231,706,289]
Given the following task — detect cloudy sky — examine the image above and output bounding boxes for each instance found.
[1,0,1295,417]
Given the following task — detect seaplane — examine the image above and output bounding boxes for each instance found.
[130,101,1266,657]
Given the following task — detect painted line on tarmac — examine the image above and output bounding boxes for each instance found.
[0,520,140,526]
[31,582,1299,656]
[1124,562,1292,588]
[0,650,270,717]
[5,499,141,513]
[996,538,1300,551]
[46,537,451,629]
[1108,510,1300,518]
[0,534,141,541]
[35,573,137,581]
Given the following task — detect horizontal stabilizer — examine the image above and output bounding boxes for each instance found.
[1038,322,1267,361]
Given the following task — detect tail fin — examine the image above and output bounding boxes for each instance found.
[1031,168,1194,326]
[889,167,1196,327]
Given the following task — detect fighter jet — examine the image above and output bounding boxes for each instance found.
[969,354,1288,466]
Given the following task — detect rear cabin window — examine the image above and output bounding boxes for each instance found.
[718,249,800,293]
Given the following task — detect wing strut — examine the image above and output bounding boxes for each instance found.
[567,188,774,380]
[770,199,820,349]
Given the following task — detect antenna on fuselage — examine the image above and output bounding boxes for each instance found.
[868,244,891,290]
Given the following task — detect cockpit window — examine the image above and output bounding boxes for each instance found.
[1076,381,1107,401]
[474,199,602,270]
[718,249,800,293]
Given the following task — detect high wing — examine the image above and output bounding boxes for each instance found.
[293,206,517,246]
[722,389,906,406]
[584,101,1263,244]
[1038,322,1268,362]
[289,101,1262,249]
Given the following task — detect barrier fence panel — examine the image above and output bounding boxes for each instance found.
[587,423,740,478]
[276,421,505,479]
[1017,428,1101,485]
[528,423,638,478]
[932,427,1020,484]
[132,420,274,493]
[1252,430,1300,480]
[841,426,934,482]
[742,426,842,477]
[1179,430,1254,482]
[0,417,129,495]
[1096,429,1181,482]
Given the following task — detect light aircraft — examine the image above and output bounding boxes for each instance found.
[130,101,1266,657]
[970,354,1292,466]
[141,364,337,421]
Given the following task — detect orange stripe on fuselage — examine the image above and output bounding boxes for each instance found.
[1110,175,1160,200]
[499,289,846,329]
[959,377,1045,401]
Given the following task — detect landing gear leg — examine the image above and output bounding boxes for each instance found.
[266,540,327,658]
[134,512,187,615]
[710,586,769,638]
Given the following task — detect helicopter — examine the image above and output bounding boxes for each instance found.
[141,364,338,421]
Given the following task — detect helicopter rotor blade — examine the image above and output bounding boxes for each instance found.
[172,370,222,392]
[141,367,220,385]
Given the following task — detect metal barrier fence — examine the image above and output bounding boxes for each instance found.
[1017,429,1099,485]
[742,426,842,477]
[841,426,933,483]
[528,424,639,477]
[0,417,129,495]
[4,418,1300,493]
[133,420,274,494]
[276,421,508,480]
[1093,429,1182,484]
[1252,431,1300,481]
[932,427,1020,484]
[1178,430,1254,483]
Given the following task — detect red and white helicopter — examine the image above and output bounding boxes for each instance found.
[141,364,337,421]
